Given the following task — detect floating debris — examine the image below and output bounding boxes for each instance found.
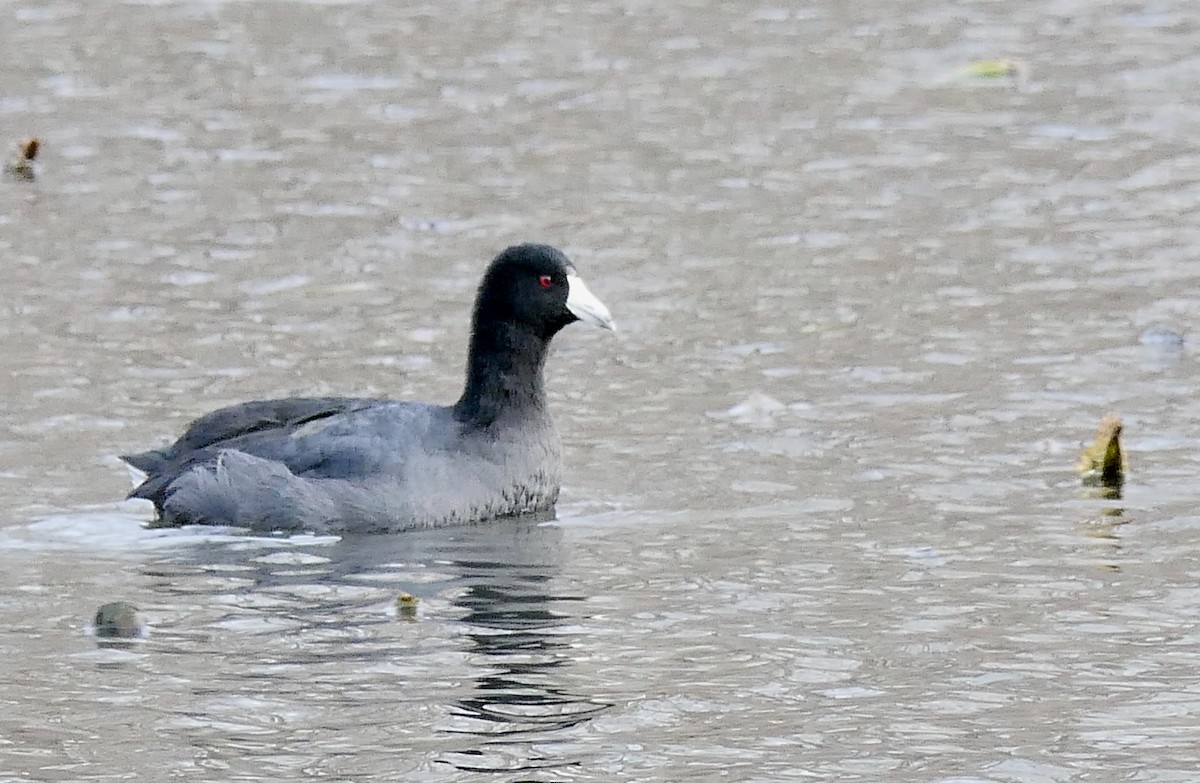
[396,592,419,621]
[4,137,39,181]
[91,601,148,641]
[950,59,1031,88]
[1076,413,1126,491]
[960,59,1021,78]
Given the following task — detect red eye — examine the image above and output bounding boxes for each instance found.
[538,275,553,289]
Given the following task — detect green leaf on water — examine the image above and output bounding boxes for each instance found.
[1076,413,1126,490]
[959,59,1021,79]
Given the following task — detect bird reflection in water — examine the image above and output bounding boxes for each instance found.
[438,546,612,774]
[144,517,611,776]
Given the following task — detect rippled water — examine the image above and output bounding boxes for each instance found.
[4,0,1200,779]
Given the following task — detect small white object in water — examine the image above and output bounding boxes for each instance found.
[725,392,786,426]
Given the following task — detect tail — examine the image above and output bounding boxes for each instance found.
[120,449,171,503]
[122,449,168,475]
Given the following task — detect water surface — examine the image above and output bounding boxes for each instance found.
[4,0,1200,779]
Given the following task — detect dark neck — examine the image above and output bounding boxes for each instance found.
[453,320,552,428]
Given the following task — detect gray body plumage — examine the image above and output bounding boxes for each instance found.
[127,398,561,533]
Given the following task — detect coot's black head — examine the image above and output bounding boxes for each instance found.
[474,244,615,338]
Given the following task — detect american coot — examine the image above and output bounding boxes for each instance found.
[123,244,615,533]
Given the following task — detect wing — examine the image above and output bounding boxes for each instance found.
[123,396,385,505]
